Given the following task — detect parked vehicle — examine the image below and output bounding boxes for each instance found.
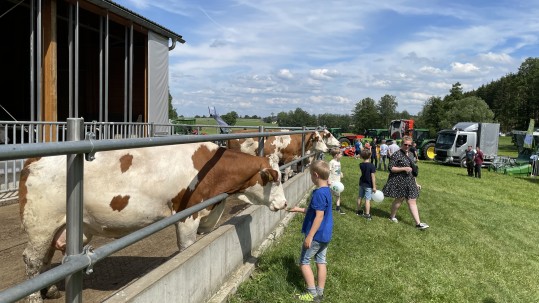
[364,128,389,141]
[328,127,364,147]
[434,122,500,167]
[388,119,437,160]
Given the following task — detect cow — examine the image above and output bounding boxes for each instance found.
[227,130,329,181]
[18,142,287,303]
[318,129,340,148]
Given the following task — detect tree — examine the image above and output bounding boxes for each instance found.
[443,96,494,125]
[352,98,380,133]
[277,108,317,127]
[168,91,178,120]
[317,114,352,131]
[221,111,238,126]
[377,94,398,127]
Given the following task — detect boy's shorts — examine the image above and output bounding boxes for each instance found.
[359,187,373,200]
[299,240,328,265]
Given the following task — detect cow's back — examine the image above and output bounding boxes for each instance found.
[20,143,221,237]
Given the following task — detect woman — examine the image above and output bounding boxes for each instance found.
[383,136,429,230]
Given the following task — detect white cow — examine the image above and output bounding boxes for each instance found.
[19,142,287,302]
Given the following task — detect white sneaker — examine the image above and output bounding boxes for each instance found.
[416,223,429,230]
[389,217,398,223]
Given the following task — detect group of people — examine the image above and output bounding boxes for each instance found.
[465,145,484,178]
[354,138,417,172]
[287,135,428,302]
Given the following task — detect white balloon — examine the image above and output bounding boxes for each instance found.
[372,190,385,203]
[330,181,344,193]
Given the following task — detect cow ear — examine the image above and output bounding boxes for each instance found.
[268,168,280,183]
[261,168,279,183]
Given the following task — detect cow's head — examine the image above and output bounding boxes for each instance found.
[320,129,340,147]
[308,131,329,153]
[237,154,287,211]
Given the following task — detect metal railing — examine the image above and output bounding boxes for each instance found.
[0,119,319,303]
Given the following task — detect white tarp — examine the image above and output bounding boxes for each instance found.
[148,31,169,127]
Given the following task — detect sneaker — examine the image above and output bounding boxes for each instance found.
[339,208,346,215]
[416,223,429,230]
[363,214,372,220]
[356,210,364,216]
[389,217,398,223]
[296,292,320,302]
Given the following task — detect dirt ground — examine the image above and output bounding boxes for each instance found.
[0,199,250,302]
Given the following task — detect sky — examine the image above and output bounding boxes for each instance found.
[115,0,539,118]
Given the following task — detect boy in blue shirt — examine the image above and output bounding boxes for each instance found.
[287,160,333,302]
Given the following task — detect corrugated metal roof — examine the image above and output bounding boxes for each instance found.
[87,0,185,44]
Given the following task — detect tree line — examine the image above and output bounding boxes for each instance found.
[173,57,538,135]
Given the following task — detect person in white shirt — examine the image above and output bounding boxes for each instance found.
[388,140,400,158]
[329,148,345,214]
[378,140,389,171]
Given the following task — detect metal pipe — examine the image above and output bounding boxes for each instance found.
[0,130,309,161]
[74,1,79,118]
[257,126,265,156]
[30,0,35,122]
[129,24,133,123]
[68,4,73,117]
[124,27,128,122]
[36,0,42,122]
[65,118,84,303]
[99,16,103,122]
[0,193,228,303]
[104,13,109,122]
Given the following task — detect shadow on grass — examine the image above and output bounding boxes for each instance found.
[482,297,497,303]
[282,255,304,289]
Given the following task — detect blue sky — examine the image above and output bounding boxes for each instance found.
[115,0,538,118]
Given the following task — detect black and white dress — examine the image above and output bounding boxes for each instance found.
[382,149,419,199]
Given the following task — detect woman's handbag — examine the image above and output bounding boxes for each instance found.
[402,149,418,177]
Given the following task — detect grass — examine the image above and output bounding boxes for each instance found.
[228,138,538,303]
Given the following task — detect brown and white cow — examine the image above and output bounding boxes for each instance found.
[19,142,287,303]
[318,129,340,148]
[227,130,329,181]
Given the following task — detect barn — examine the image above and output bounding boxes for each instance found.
[1,0,184,126]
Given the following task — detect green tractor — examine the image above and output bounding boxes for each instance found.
[171,117,197,135]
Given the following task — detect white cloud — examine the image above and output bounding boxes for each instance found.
[309,69,339,81]
[450,62,480,73]
[277,69,294,80]
[114,0,539,117]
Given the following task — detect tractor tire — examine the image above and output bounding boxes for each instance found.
[339,138,351,147]
[421,142,436,160]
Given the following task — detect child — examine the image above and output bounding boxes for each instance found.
[287,160,333,302]
[357,149,377,220]
[329,148,345,214]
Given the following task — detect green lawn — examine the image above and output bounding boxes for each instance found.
[229,138,538,303]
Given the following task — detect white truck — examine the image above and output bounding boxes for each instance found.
[434,122,500,167]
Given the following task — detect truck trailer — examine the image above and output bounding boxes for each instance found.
[434,122,500,167]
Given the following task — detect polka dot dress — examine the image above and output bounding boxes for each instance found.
[382,149,419,199]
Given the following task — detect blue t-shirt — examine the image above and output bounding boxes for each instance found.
[359,162,376,188]
[301,186,333,243]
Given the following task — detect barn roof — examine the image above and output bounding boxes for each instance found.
[88,0,185,44]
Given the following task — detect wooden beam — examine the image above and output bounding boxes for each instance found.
[43,0,58,141]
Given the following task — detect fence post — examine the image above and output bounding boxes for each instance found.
[65,118,85,303]
[301,126,306,172]
[258,126,265,156]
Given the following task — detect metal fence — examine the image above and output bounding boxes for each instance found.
[0,118,317,303]
[0,121,312,199]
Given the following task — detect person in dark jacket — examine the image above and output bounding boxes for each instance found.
[474,146,484,178]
